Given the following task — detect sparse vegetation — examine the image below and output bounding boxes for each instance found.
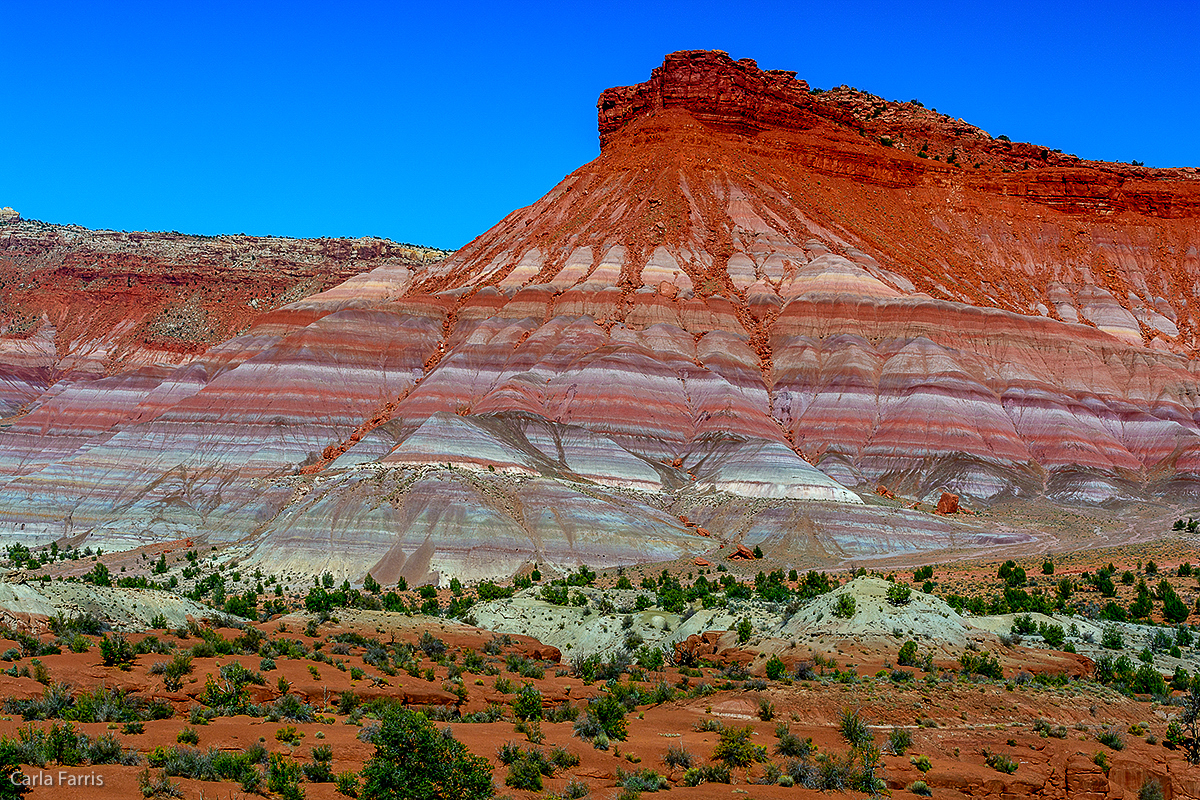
[983,749,1017,774]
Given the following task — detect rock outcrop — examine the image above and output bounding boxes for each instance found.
[1,51,1199,583]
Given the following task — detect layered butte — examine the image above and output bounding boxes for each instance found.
[2,50,1199,583]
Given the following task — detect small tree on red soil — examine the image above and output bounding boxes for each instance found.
[360,708,494,800]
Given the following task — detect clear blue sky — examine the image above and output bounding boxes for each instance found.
[3,1,1196,250]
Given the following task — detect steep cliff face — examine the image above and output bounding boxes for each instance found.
[1,51,1198,584]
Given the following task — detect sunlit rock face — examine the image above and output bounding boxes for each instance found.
[3,50,1200,582]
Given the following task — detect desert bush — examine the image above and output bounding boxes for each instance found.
[549,745,579,770]
[888,727,912,755]
[572,714,604,742]
[360,708,492,800]
[1101,626,1125,650]
[838,708,872,747]
[138,768,183,798]
[552,778,590,799]
[983,749,1017,774]
[1033,719,1068,739]
[764,653,786,680]
[334,771,359,797]
[417,631,446,658]
[586,695,628,741]
[712,725,767,768]
[793,660,817,680]
[616,768,669,792]
[775,724,813,758]
[302,744,335,782]
[510,684,543,721]
[887,583,912,605]
[959,651,1003,679]
[1038,622,1066,648]
[1140,778,1165,800]
[664,742,694,769]
[1097,727,1125,750]
[99,635,136,669]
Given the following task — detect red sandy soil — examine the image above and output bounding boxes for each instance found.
[1,605,1197,799]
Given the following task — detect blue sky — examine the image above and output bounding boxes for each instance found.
[2,1,1196,250]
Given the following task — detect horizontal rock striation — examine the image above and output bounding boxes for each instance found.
[1,51,1198,582]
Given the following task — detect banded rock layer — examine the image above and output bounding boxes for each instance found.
[2,50,1199,582]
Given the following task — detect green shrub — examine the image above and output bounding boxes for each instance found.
[774,724,812,758]
[616,768,668,792]
[1140,778,1165,800]
[1101,627,1125,650]
[1038,622,1066,648]
[984,749,1017,774]
[838,708,872,747]
[897,640,919,666]
[510,685,543,721]
[360,708,493,800]
[336,771,361,797]
[664,743,694,770]
[1165,720,1186,750]
[504,756,544,791]
[910,754,932,773]
[137,768,182,799]
[756,698,775,721]
[558,778,590,799]
[1097,727,1125,750]
[765,654,786,681]
[267,752,303,796]
[635,646,664,672]
[888,727,912,755]
[998,561,1026,587]
[99,635,136,669]
[887,583,912,606]
[1163,583,1190,623]
[712,726,767,768]
[589,696,628,741]
[959,651,1003,679]
[549,746,579,770]
[302,745,335,782]
[834,594,856,618]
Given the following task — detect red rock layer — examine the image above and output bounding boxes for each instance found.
[0,221,446,415]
